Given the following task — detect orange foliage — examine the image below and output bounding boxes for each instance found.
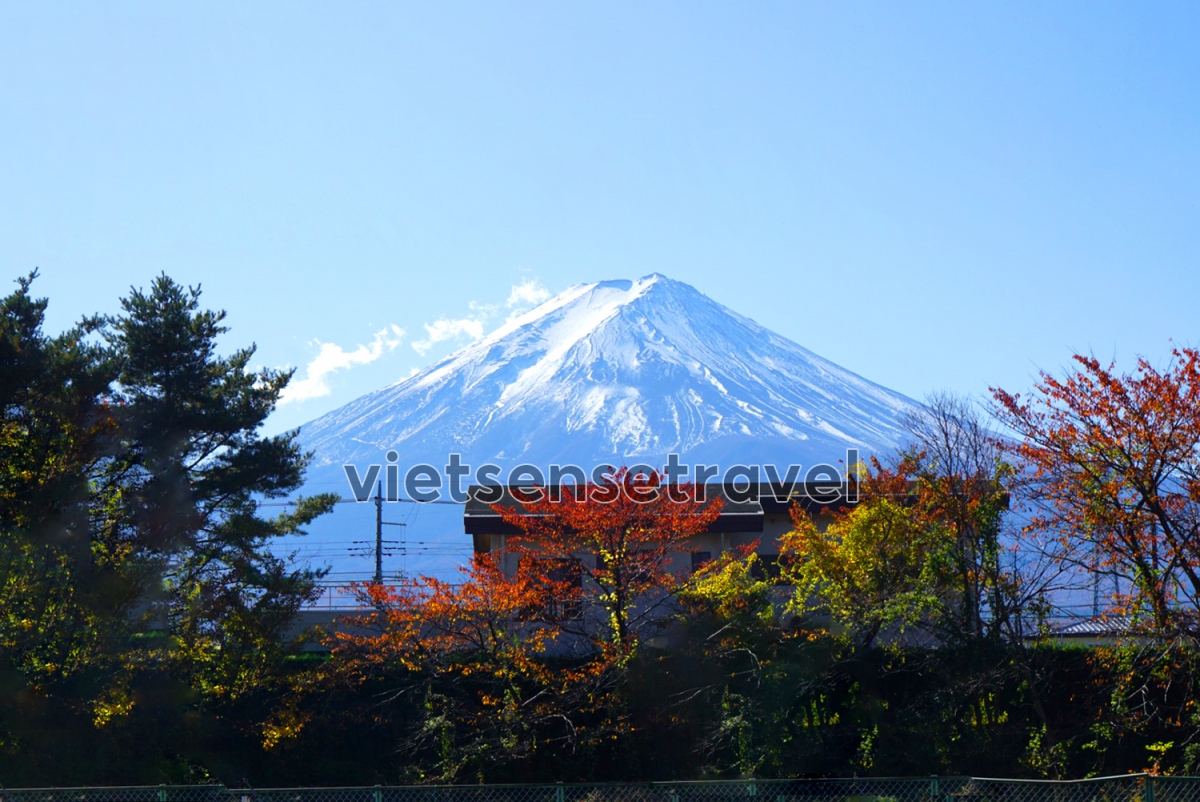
[300,469,723,775]
[993,348,1200,637]
[494,467,723,658]
[333,553,560,681]
[317,554,613,775]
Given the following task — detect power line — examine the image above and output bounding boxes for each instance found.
[257,496,465,507]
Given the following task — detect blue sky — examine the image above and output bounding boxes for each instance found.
[4,2,1199,435]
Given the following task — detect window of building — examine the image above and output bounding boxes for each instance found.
[750,554,783,583]
[522,557,583,619]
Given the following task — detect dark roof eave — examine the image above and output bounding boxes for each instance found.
[461,482,853,536]
[464,511,764,536]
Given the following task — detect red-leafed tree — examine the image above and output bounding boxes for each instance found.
[333,554,561,680]
[275,554,611,781]
[993,348,1200,638]
[275,471,721,780]
[494,468,723,660]
[331,555,593,775]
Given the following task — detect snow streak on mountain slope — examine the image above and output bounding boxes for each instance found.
[299,274,922,474]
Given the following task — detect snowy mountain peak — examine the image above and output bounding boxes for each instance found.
[301,274,922,472]
[461,273,663,360]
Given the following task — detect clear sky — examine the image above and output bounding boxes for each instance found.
[4,2,1199,436]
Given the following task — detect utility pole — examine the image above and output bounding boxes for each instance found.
[375,480,384,584]
[361,481,406,585]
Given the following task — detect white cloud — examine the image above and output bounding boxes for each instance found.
[280,278,555,406]
[412,317,486,355]
[280,325,404,405]
[506,279,550,308]
[406,277,553,358]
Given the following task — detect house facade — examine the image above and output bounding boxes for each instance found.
[462,482,854,576]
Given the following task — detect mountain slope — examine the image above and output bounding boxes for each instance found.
[300,274,921,474]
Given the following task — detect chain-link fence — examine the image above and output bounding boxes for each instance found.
[5,777,1200,802]
[0,788,226,802]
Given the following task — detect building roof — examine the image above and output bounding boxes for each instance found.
[462,482,853,536]
[1053,616,1135,637]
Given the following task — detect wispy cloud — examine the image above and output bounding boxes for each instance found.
[507,278,550,308]
[412,317,486,355]
[280,279,553,406]
[280,325,405,405]
[407,278,554,357]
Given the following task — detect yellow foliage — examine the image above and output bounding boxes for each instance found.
[92,687,135,728]
[780,495,952,647]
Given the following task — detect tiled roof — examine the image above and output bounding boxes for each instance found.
[1054,616,1134,636]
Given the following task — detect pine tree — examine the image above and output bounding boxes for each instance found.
[102,274,337,699]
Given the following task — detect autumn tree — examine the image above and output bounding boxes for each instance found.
[278,471,721,781]
[494,468,724,661]
[781,394,1060,650]
[780,457,954,649]
[663,547,852,777]
[305,554,612,782]
[993,348,1200,640]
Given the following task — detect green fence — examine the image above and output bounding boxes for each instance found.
[3,777,1200,802]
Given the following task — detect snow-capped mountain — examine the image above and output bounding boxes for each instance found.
[285,274,924,583]
[300,274,921,475]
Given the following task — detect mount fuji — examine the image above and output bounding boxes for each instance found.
[300,274,921,475]
[288,274,924,581]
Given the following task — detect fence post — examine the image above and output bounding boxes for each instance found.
[374,785,383,802]
[748,781,757,798]
[930,777,939,802]
[1145,776,1155,802]
[556,782,565,802]
[159,785,168,802]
